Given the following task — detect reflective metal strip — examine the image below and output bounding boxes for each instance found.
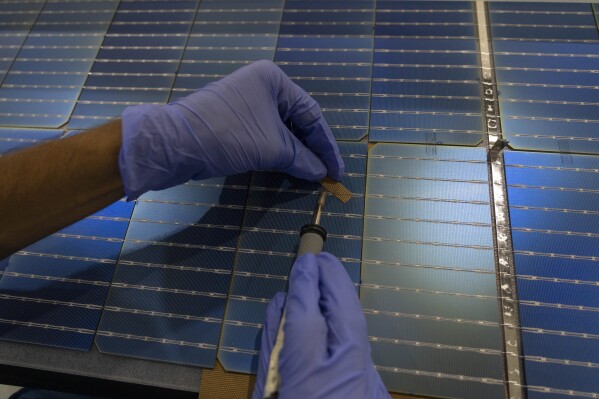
[476,2,525,398]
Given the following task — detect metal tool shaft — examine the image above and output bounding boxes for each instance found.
[312,190,327,225]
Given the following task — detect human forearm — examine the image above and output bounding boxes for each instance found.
[0,119,124,259]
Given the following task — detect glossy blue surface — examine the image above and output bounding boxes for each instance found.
[370,1,484,145]
[0,1,118,128]
[505,151,599,397]
[0,200,133,350]
[0,2,598,398]
[490,3,599,154]
[67,0,198,130]
[96,175,249,366]
[274,0,374,141]
[363,143,504,399]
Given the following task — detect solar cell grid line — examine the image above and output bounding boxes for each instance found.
[67,0,200,130]
[0,0,44,86]
[95,174,251,367]
[0,128,63,155]
[489,2,599,42]
[0,198,134,351]
[274,0,375,141]
[0,0,120,128]
[218,142,367,373]
[362,143,505,399]
[504,151,599,399]
[489,2,599,155]
[170,0,284,102]
[370,1,485,146]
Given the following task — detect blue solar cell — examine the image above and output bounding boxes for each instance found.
[0,300,100,332]
[363,144,504,399]
[376,12,474,24]
[522,332,599,364]
[377,370,504,399]
[218,350,258,374]
[361,287,499,322]
[103,285,226,320]
[517,279,597,308]
[371,96,481,114]
[510,208,599,237]
[97,174,248,367]
[0,128,62,154]
[370,113,484,144]
[98,309,220,363]
[371,10,483,146]
[375,25,476,38]
[505,151,599,398]
[523,360,599,394]
[491,12,599,154]
[492,26,598,41]
[0,1,44,83]
[373,65,480,81]
[496,53,599,71]
[491,10,596,26]
[489,2,591,12]
[274,2,373,141]
[496,69,599,87]
[280,12,374,35]
[512,232,598,258]
[0,324,94,351]
[520,305,599,336]
[378,1,473,11]
[0,276,107,306]
[373,81,480,97]
[372,341,502,378]
[500,118,599,154]
[375,52,479,66]
[364,311,502,350]
[514,255,599,283]
[230,275,287,300]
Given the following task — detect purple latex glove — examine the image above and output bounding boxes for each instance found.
[253,252,390,399]
[119,60,344,200]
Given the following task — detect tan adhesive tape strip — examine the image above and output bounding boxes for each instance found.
[320,177,352,203]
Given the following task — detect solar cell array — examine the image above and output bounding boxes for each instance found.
[1,1,598,399]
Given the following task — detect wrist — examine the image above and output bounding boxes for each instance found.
[120,103,199,200]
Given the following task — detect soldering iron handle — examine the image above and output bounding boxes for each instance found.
[263,223,327,399]
[296,224,327,258]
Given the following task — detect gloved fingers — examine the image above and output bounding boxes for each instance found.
[316,252,370,363]
[280,253,328,371]
[278,130,329,181]
[264,61,345,181]
[263,291,287,354]
[252,292,286,399]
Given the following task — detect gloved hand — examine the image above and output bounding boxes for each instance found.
[252,252,390,399]
[119,60,344,200]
